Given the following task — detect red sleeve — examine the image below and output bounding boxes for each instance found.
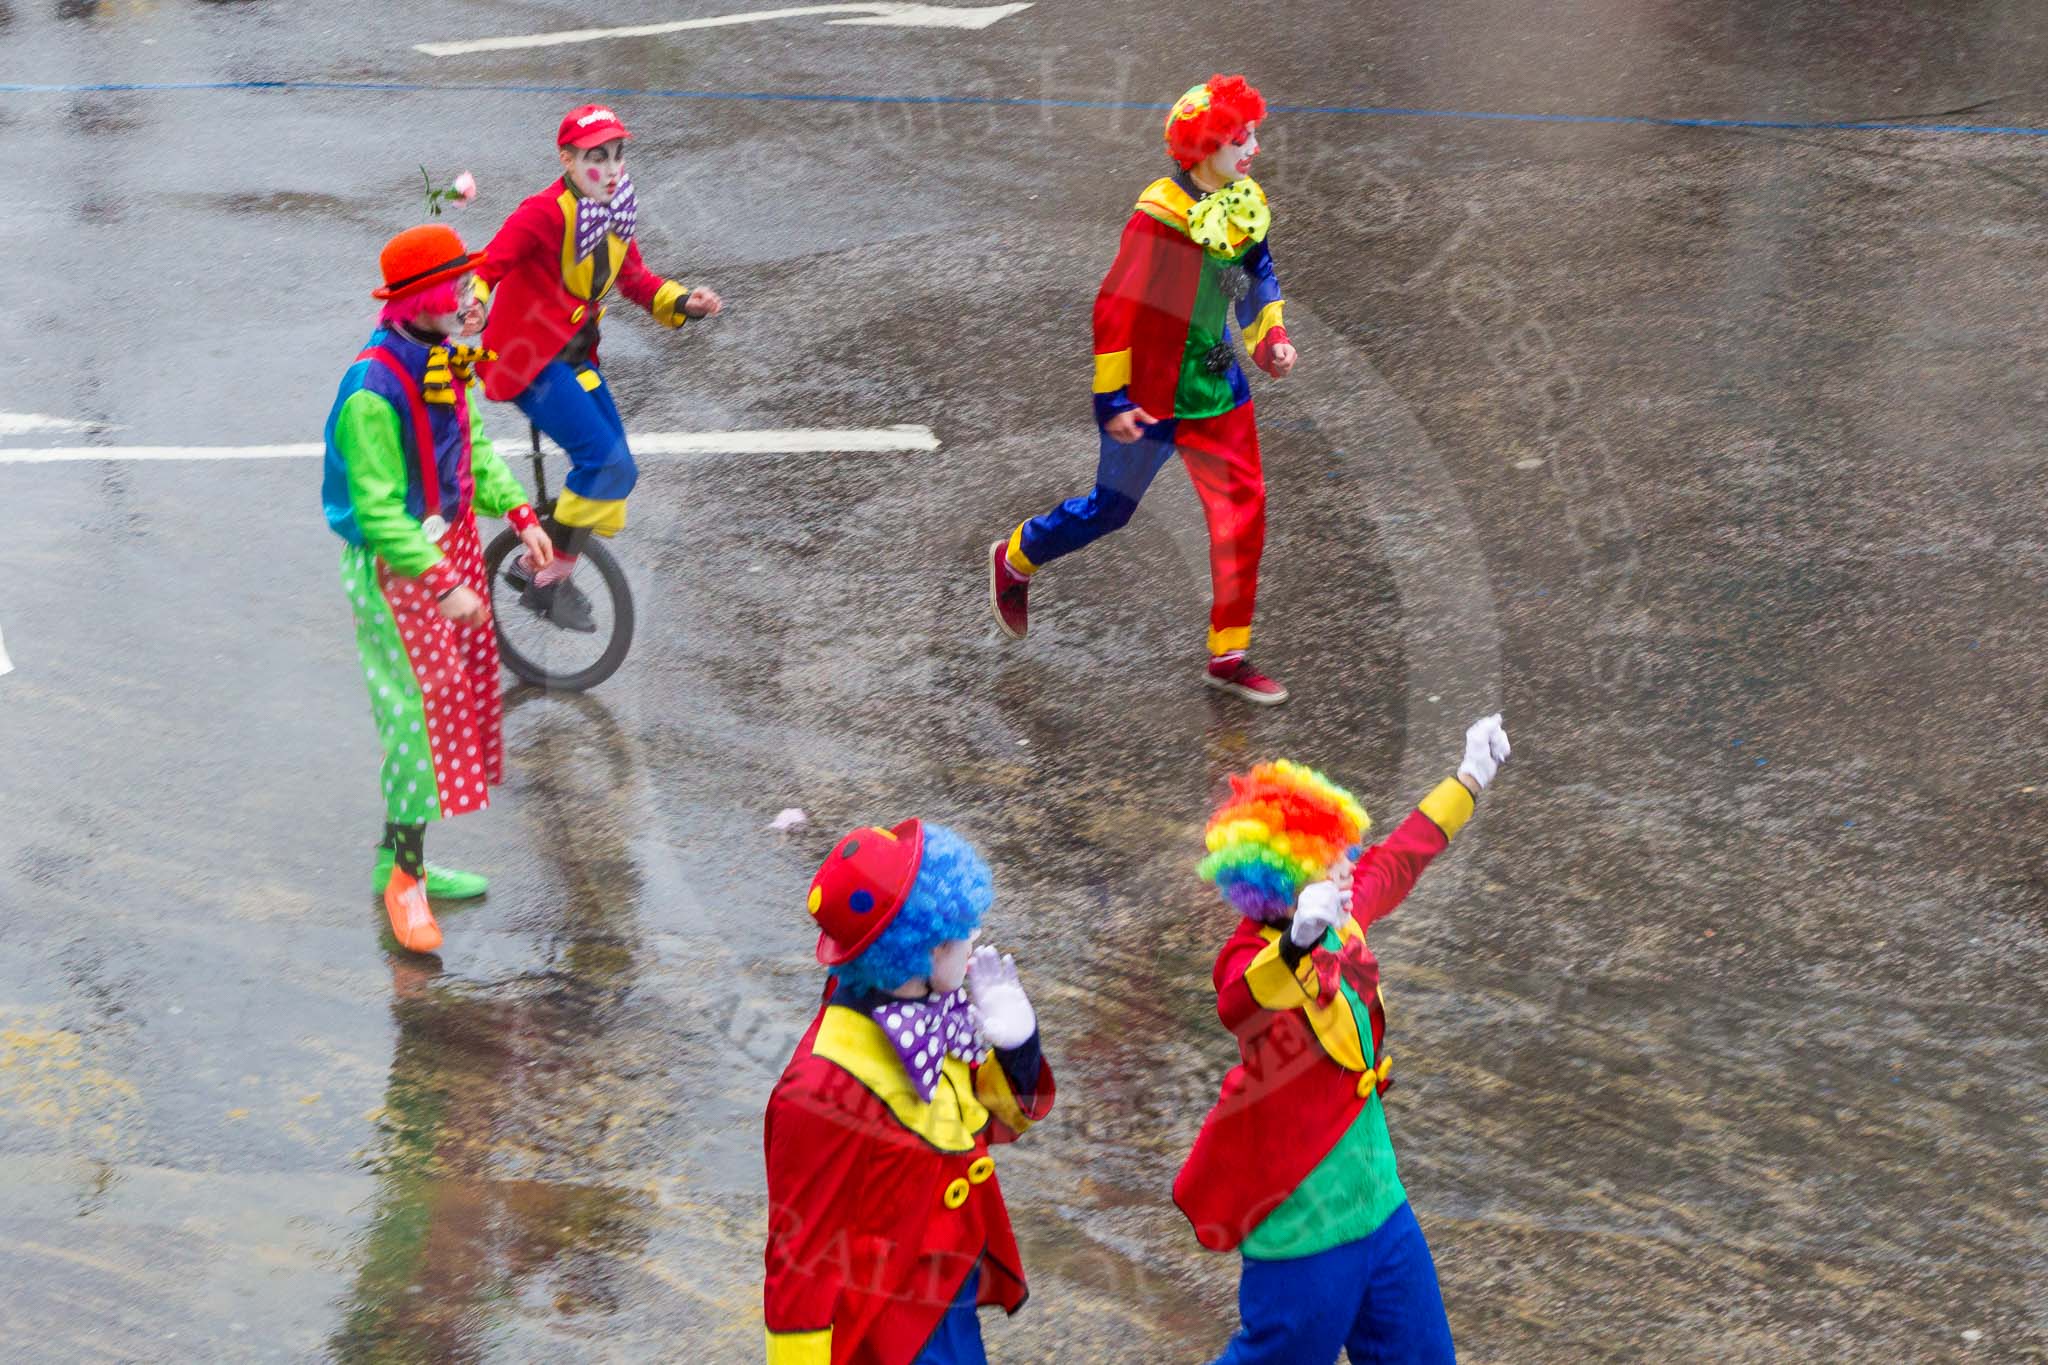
[1092,212,1166,361]
[1213,930,1339,1034]
[1349,809,1451,927]
[762,1076,854,1338]
[615,238,666,310]
[476,196,558,287]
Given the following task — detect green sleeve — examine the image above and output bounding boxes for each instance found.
[337,389,445,579]
[467,384,533,519]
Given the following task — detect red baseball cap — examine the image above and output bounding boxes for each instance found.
[808,819,926,966]
[557,104,632,149]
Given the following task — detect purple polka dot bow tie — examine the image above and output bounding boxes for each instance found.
[573,175,637,262]
[871,988,984,1102]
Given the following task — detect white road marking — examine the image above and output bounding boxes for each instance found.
[0,624,11,677]
[0,425,940,465]
[416,2,1032,56]
[0,411,112,438]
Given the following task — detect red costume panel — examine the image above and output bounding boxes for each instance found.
[764,997,1055,1365]
[1175,801,1461,1252]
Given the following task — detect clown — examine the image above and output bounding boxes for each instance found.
[475,105,723,631]
[322,224,555,954]
[763,820,1055,1364]
[1176,716,1511,1363]
[989,74,1297,704]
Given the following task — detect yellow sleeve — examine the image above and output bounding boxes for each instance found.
[1417,777,1475,840]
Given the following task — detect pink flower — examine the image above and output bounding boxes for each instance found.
[452,171,477,203]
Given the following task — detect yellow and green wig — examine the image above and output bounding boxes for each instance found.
[1199,759,1370,922]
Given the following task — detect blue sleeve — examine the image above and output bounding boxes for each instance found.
[994,1030,1043,1106]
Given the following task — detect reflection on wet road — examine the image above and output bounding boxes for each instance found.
[1,0,2045,1360]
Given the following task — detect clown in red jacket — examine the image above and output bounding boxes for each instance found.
[1176,716,1511,1364]
[475,104,723,631]
[988,74,1297,705]
[763,820,1055,1364]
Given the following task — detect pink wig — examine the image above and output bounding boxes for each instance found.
[378,279,463,328]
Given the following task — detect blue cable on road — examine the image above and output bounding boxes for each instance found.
[2,78,2046,137]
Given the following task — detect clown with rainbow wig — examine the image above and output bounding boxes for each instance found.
[989,73,1297,704]
[1176,715,1511,1364]
[321,223,555,954]
[763,820,1055,1364]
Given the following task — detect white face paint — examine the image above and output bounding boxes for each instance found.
[559,139,628,202]
[927,934,977,994]
[1201,124,1260,184]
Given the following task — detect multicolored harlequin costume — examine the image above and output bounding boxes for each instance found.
[765,820,1055,1365]
[991,75,1294,703]
[476,105,698,544]
[1177,759,1478,1364]
[323,224,541,952]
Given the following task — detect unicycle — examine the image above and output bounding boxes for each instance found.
[483,426,636,692]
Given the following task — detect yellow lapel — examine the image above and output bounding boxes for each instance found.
[812,1005,988,1152]
[1257,925,1371,1072]
[555,188,628,303]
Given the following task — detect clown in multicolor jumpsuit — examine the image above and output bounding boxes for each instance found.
[764,819,1055,1365]
[322,223,555,954]
[989,75,1297,704]
[475,104,723,631]
[1177,716,1510,1363]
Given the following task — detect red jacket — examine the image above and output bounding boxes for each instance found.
[474,179,691,402]
[1174,778,1475,1252]
[763,993,1055,1365]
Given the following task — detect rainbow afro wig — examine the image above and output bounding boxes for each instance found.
[1164,74,1268,169]
[1199,759,1370,922]
[831,824,993,995]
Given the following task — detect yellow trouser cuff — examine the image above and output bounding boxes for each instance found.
[553,489,628,537]
[765,1327,831,1365]
[1208,625,1252,656]
[1006,526,1038,576]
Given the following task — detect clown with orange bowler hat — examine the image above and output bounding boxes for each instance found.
[474,104,724,632]
[989,74,1297,704]
[762,820,1055,1364]
[321,223,555,955]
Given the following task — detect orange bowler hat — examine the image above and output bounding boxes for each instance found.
[372,223,485,300]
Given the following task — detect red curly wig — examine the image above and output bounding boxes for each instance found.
[1163,74,1267,169]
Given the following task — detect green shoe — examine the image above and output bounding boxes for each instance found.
[374,848,489,900]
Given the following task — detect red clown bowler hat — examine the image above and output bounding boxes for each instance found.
[372,223,484,300]
[809,818,926,965]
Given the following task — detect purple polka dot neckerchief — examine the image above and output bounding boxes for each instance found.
[870,988,985,1102]
[573,175,638,262]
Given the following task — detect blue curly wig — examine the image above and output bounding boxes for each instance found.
[830,824,992,995]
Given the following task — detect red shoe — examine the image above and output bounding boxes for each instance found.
[383,868,443,954]
[989,540,1030,640]
[1205,654,1289,706]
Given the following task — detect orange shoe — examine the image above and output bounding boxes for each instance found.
[383,868,443,954]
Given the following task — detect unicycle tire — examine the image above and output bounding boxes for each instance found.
[482,527,636,692]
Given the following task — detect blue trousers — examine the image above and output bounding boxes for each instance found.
[512,360,636,533]
[1011,404,1266,656]
[1212,1203,1455,1365]
[914,1265,986,1365]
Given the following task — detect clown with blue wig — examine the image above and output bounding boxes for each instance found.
[1177,715,1511,1364]
[763,820,1055,1365]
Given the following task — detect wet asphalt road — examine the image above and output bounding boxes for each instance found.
[2,0,2046,1361]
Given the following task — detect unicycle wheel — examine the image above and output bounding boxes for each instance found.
[483,526,636,692]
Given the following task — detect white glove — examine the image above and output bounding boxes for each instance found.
[1456,713,1511,791]
[1290,880,1350,948]
[966,946,1037,1050]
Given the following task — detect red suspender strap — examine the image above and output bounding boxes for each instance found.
[357,346,442,519]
